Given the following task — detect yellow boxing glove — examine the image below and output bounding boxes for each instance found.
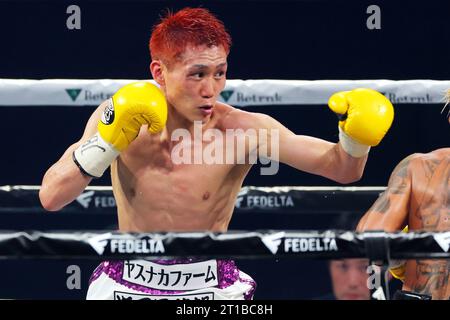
[328,88,394,157]
[389,226,409,281]
[98,82,167,151]
[73,82,167,178]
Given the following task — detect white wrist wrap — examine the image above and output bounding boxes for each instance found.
[338,127,371,158]
[73,133,119,178]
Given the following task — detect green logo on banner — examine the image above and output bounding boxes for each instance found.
[220,90,234,102]
[65,89,82,101]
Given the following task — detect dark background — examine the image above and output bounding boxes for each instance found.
[0,0,448,299]
[1,0,449,80]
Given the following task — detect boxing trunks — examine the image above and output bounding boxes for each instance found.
[86,258,256,300]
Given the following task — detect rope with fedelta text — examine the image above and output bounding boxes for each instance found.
[0,230,449,260]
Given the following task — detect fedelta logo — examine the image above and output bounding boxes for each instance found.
[76,190,94,208]
[262,233,338,255]
[434,232,450,252]
[88,233,111,255]
[170,121,280,175]
[235,194,294,209]
[88,233,165,255]
[76,191,116,209]
[283,237,338,253]
[262,232,285,254]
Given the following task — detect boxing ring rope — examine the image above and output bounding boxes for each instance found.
[1,79,449,107]
[0,185,386,214]
[1,185,449,261]
[0,230,449,261]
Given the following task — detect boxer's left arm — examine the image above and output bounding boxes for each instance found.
[243,88,393,183]
[246,112,367,184]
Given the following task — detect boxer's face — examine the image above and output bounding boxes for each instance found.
[330,259,370,300]
[159,44,227,124]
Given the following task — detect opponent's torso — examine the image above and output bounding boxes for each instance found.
[110,108,252,233]
[404,148,450,299]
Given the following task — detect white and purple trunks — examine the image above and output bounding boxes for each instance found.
[86,258,256,300]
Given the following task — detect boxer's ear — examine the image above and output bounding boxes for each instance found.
[150,60,165,87]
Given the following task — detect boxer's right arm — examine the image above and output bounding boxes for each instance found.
[40,82,167,211]
[39,103,106,211]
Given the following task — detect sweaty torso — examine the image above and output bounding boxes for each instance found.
[403,148,450,299]
[110,103,251,232]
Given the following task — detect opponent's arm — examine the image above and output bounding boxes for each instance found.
[356,155,413,232]
[40,82,167,211]
[356,155,414,281]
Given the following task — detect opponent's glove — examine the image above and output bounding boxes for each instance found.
[73,82,167,178]
[328,88,394,157]
[389,226,409,281]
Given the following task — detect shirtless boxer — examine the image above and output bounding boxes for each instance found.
[39,8,394,300]
[357,93,449,299]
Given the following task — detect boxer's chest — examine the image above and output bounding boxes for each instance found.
[116,133,239,209]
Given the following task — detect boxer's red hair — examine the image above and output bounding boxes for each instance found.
[149,7,231,66]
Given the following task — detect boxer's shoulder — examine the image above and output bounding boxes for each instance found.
[216,102,263,130]
[409,148,449,166]
[427,148,450,160]
[397,149,449,181]
[218,104,278,133]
